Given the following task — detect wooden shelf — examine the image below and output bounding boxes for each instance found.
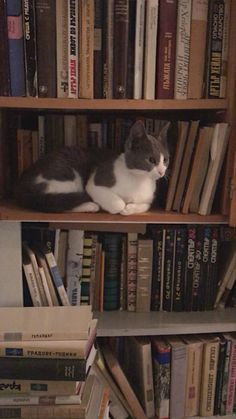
[96,309,236,337]
[0,97,228,111]
[0,201,228,224]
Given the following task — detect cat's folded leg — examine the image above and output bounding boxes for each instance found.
[70,202,100,212]
[86,184,126,214]
[120,202,151,215]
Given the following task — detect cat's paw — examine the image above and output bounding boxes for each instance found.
[71,202,100,212]
[120,203,150,215]
[105,199,126,214]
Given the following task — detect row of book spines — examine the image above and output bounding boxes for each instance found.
[0,0,230,99]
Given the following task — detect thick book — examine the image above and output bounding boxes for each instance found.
[221,333,233,415]
[35,0,56,97]
[172,227,187,311]
[123,336,155,418]
[0,306,96,341]
[0,378,78,396]
[6,0,26,96]
[102,233,122,311]
[162,228,176,312]
[0,0,10,96]
[113,0,129,98]
[134,0,145,99]
[198,122,230,215]
[68,0,79,98]
[151,336,171,419]
[22,0,37,97]
[23,243,48,306]
[150,227,163,311]
[205,226,220,310]
[22,245,43,307]
[224,333,236,414]
[126,233,138,312]
[156,0,177,99]
[102,0,114,99]
[187,0,208,98]
[66,229,84,306]
[214,335,228,415]
[0,394,82,406]
[184,225,197,311]
[191,226,204,311]
[220,0,231,98]
[56,0,69,98]
[136,238,153,312]
[94,0,103,98]
[174,0,192,99]
[79,0,94,99]
[143,0,159,100]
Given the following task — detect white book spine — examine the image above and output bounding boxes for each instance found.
[134,0,145,99]
[174,0,192,99]
[68,0,79,98]
[38,266,53,306]
[143,0,159,100]
[66,230,84,306]
[56,0,69,97]
[0,394,82,406]
[22,263,42,307]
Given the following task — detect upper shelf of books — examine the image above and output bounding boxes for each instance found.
[0,97,228,111]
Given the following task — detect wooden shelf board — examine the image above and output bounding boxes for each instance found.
[0,97,228,110]
[0,201,228,224]
[95,309,236,337]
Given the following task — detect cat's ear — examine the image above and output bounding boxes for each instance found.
[125,120,147,151]
[158,121,171,144]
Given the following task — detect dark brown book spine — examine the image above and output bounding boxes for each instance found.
[35,0,57,97]
[0,0,10,96]
[127,0,136,98]
[113,0,129,98]
[94,0,103,98]
[22,0,37,97]
[156,0,177,99]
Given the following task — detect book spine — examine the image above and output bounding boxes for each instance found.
[44,251,70,306]
[174,0,192,99]
[162,229,175,312]
[22,0,37,97]
[185,343,203,417]
[0,405,85,417]
[66,230,84,306]
[143,0,159,100]
[68,0,78,98]
[191,226,204,311]
[0,394,82,406]
[102,0,114,98]
[169,344,187,419]
[113,0,129,98]
[0,0,10,96]
[220,0,230,97]
[6,0,26,96]
[187,0,208,99]
[152,344,171,419]
[206,0,225,98]
[206,227,219,310]
[79,0,94,99]
[200,341,220,416]
[126,0,136,98]
[226,341,236,414]
[214,338,227,415]
[94,0,103,98]
[134,0,145,99]
[220,337,232,415]
[156,0,177,99]
[184,226,197,311]
[80,233,93,305]
[0,378,76,396]
[151,228,163,311]
[136,239,153,312]
[35,0,56,97]
[56,0,69,98]
[200,226,211,310]
[127,233,138,312]
[172,228,187,312]
[103,233,122,311]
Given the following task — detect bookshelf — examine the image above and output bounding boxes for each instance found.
[0,0,236,417]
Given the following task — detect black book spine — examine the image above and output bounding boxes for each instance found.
[113,0,129,98]
[163,228,175,312]
[151,228,163,311]
[22,0,37,96]
[214,337,227,415]
[0,0,10,96]
[191,226,204,311]
[184,226,196,311]
[102,233,122,310]
[206,227,219,309]
[172,227,187,312]
[200,226,211,310]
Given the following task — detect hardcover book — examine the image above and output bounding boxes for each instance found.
[134,0,145,99]
[113,0,129,98]
[143,0,159,100]
[79,0,94,98]
[0,0,10,96]
[56,0,69,98]
[22,0,37,97]
[136,238,153,312]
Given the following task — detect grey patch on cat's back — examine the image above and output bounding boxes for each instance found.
[93,156,116,187]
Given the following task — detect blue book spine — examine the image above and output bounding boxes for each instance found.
[6,0,26,96]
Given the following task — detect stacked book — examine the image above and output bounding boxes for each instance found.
[0,306,110,418]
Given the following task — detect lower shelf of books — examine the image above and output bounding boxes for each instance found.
[96,308,236,337]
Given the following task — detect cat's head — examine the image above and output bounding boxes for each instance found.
[124,120,170,180]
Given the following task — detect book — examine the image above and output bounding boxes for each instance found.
[143,0,159,100]
[102,0,114,99]
[0,0,10,96]
[224,333,236,414]
[184,225,197,311]
[174,0,192,99]
[151,336,171,419]
[6,0,26,96]
[94,0,103,98]
[156,0,177,99]
[113,0,129,98]
[0,306,96,341]
[172,120,200,212]
[79,0,94,99]
[68,0,79,98]
[136,238,153,312]
[22,245,43,307]
[182,125,214,214]
[80,232,93,305]
[187,0,208,98]
[56,0,69,98]
[22,0,37,97]
[199,334,220,416]
[220,0,231,98]
[214,241,236,308]
[162,228,176,311]
[198,122,230,215]
[126,233,138,312]
[0,394,82,406]
[191,226,204,311]
[0,222,23,307]
[134,0,145,99]
[172,227,187,311]
[35,0,56,97]
[100,342,146,419]
[214,335,228,415]
[150,227,163,311]
[0,378,78,396]
[206,226,220,310]
[182,335,204,417]
[165,121,189,211]
[66,229,84,306]
[23,243,48,306]
[123,336,155,418]
[126,0,136,99]
[165,335,187,419]
[220,334,232,415]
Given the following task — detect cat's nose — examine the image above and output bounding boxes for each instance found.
[158,170,165,177]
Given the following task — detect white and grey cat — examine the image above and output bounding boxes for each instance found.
[16,120,170,215]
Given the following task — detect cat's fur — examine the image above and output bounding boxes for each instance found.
[15,121,170,215]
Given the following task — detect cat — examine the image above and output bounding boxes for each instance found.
[15,120,170,215]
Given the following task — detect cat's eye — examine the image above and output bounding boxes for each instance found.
[149,157,156,165]
[164,157,169,165]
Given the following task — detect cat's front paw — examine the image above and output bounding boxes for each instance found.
[105,199,126,214]
[120,203,150,215]
[71,202,100,212]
